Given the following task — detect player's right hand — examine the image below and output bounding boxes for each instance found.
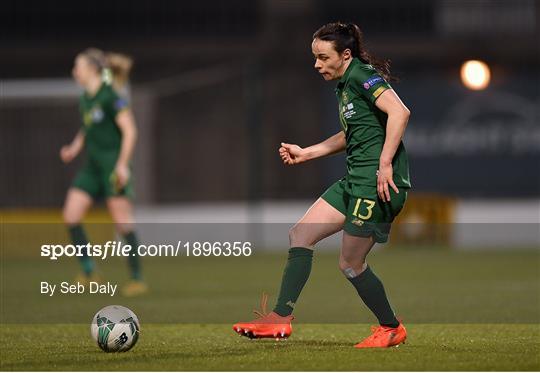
[60,145,76,163]
[279,142,306,165]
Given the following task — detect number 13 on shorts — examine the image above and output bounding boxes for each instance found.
[352,198,376,220]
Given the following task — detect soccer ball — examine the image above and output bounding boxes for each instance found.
[91,305,140,352]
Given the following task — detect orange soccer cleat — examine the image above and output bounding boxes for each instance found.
[233,293,293,340]
[354,322,407,348]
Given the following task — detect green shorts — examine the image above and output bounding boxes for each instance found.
[321,178,407,243]
[72,155,134,200]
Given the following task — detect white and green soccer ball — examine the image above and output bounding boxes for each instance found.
[91,305,140,352]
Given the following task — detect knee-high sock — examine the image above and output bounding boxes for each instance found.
[68,225,94,276]
[123,231,142,280]
[273,247,313,317]
[347,265,399,327]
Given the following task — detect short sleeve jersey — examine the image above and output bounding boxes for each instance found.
[335,58,411,188]
[79,83,129,158]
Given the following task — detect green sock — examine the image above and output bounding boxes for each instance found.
[123,231,142,280]
[347,265,399,328]
[273,247,313,317]
[68,225,94,276]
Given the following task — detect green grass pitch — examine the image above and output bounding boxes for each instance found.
[2,323,538,371]
[1,249,539,370]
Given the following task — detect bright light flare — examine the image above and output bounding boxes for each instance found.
[461,60,491,90]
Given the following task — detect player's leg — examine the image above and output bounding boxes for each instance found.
[234,180,347,339]
[62,188,94,277]
[340,186,408,348]
[106,196,147,296]
[234,197,345,339]
[106,196,135,236]
[340,233,399,328]
[67,162,104,279]
[273,197,345,316]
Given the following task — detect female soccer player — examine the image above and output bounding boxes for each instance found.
[234,22,411,348]
[60,48,147,297]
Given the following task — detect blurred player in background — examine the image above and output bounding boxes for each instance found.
[234,22,411,348]
[60,48,147,297]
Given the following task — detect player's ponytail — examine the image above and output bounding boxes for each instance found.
[105,52,133,90]
[313,22,396,82]
[80,48,133,89]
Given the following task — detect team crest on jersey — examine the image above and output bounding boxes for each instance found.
[84,106,104,126]
[342,91,349,103]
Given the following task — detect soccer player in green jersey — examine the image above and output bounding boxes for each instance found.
[60,48,147,297]
[234,22,410,348]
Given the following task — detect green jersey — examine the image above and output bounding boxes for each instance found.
[73,82,133,199]
[335,58,411,188]
[79,83,129,158]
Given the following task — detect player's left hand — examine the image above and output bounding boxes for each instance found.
[115,164,130,188]
[377,163,399,202]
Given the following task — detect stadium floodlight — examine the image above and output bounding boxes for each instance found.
[460,60,491,90]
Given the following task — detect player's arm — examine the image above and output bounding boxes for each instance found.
[115,109,138,187]
[374,89,410,202]
[279,131,345,165]
[60,130,85,164]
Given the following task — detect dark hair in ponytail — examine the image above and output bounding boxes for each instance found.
[313,22,396,82]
